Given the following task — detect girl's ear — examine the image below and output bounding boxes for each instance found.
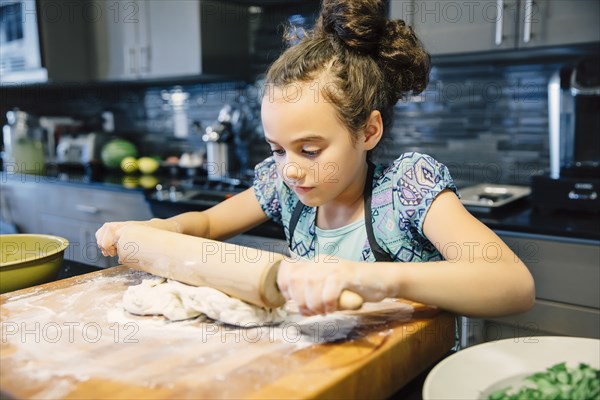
[363,110,383,151]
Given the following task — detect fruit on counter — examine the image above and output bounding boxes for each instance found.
[139,175,159,189]
[137,157,159,174]
[101,139,138,169]
[165,156,179,165]
[121,176,139,189]
[120,156,138,174]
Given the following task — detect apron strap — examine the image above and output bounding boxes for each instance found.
[287,197,305,249]
[364,161,394,262]
[288,161,393,262]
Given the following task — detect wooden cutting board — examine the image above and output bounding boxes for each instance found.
[0,266,455,399]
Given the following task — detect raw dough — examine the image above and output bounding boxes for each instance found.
[122,279,286,327]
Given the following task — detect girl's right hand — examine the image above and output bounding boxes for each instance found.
[95,218,181,257]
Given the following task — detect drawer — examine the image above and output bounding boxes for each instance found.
[38,184,152,223]
[39,213,117,268]
[482,299,599,340]
[497,231,600,309]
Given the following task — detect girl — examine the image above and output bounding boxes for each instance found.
[96,0,534,317]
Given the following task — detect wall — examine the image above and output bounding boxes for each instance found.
[383,61,559,188]
[0,52,595,187]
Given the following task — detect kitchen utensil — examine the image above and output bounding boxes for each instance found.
[0,234,69,293]
[423,336,600,399]
[116,225,363,310]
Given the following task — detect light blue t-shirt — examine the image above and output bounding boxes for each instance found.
[313,219,367,262]
[253,152,459,262]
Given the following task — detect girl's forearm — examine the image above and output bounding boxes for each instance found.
[166,212,212,238]
[354,258,535,317]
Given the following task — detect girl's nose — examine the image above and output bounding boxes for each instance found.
[282,160,305,183]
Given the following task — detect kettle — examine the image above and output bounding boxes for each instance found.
[2,109,45,175]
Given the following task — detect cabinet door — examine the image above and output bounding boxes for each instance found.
[390,0,519,55]
[517,0,600,48]
[39,213,116,268]
[90,0,140,80]
[0,180,40,233]
[144,0,201,78]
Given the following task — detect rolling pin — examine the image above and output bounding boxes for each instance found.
[116,225,363,310]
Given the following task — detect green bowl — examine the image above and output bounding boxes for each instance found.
[0,234,69,294]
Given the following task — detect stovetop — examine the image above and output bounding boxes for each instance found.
[148,175,252,205]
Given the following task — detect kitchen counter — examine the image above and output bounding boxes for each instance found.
[3,169,598,241]
[469,200,600,242]
[1,168,156,193]
[0,266,455,399]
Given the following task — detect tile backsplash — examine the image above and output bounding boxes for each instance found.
[1,52,594,188]
[380,61,562,188]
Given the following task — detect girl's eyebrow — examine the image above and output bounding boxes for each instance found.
[265,135,326,145]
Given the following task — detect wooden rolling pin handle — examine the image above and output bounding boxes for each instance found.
[270,261,363,311]
[339,290,364,310]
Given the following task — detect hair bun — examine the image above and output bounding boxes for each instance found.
[316,0,430,97]
[379,19,431,96]
[317,0,386,55]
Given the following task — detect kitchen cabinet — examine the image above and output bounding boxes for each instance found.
[38,0,248,82]
[0,179,41,234]
[389,0,600,55]
[89,0,201,80]
[0,177,152,268]
[462,231,600,347]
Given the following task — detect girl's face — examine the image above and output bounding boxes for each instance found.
[261,83,370,208]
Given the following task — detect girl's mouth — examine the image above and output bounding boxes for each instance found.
[292,186,314,194]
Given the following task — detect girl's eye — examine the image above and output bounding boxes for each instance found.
[271,149,285,156]
[302,149,321,157]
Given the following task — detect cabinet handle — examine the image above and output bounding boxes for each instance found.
[523,0,533,43]
[76,204,99,214]
[140,46,151,74]
[129,47,137,75]
[495,0,504,46]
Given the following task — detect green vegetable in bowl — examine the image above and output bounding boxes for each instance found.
[488,362,600,400]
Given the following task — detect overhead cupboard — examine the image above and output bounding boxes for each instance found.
[389,0,600,55]
[36,0,321,83]
[38,0,250,82]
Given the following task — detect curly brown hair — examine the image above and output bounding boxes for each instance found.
[264,0,431,145]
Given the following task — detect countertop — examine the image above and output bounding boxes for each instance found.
[49,260,449,400]
[0,266,455,399]
[469,200,600,242]
[2,169,598,241]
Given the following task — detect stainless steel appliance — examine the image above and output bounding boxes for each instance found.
[202,104,243,181]
[55,133,107,166]
[0,0,47,83]
[532,57,600,213]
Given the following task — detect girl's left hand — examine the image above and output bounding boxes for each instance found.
[276,256,388,315]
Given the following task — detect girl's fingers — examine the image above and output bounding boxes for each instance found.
[276,259,292,300]
[321,278,343,314]
[304,283,325,315]
[288,280,306,313]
